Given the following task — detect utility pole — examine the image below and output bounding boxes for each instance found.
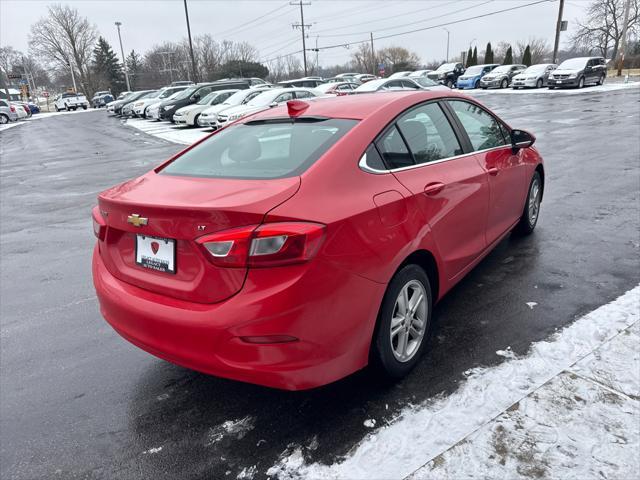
[183,0,198,83]
[370,32,376,76]
[68,60,78,93]
[552,0,565,64]
[291,1,311,77]
[444,28,450,62]
[616,0,632,76]
[114,22,131,91]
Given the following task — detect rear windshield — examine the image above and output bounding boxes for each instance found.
[160,118,358,179]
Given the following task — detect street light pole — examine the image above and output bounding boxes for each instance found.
[444,28,450,62]
[552,0,565,64]
[114,22,131,91]
[183,0,198,83]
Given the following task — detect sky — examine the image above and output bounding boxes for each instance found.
[1,0,589,68]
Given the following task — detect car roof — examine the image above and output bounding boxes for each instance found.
[247,90,460,121]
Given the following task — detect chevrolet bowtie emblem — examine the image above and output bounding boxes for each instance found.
[127,214,148,227]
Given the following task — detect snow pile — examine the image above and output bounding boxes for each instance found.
[126,117,211,145]
[268,285,640,479]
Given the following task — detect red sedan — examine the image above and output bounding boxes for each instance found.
[92,91,544,390]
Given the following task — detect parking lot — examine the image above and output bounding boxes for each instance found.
[1,85,639,479]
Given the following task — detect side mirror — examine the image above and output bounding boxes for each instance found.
[511,129,536,152]
[192,93,200,101]
[269,101,278,108]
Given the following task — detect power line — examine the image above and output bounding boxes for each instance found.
[312,0,553,52]
[317,0,494,39]
[312,0,457,35]
[216,2,290,37]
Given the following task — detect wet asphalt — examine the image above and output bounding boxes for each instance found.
[1,87,639,480]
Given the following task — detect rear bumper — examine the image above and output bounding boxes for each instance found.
[92,247,385,390]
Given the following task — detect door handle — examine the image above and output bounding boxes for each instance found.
[487,167,499,176]
[424,182,445,196]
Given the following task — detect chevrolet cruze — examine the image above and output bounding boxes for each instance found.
[92,91,544,390]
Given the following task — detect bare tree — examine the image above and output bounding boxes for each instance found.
[571,0,639,60]
[516,37,551,64]
[376,46,420,74]
[29,4,98,96]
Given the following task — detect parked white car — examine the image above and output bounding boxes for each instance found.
[146,91,183,121]
[53,92,89,111]
[389,71,413,78]
[353,77,448,93]
[511,64,557,89]
[197,89,265,128]
[173,89,239,126]
[215,88,320,129]
[10,102,28,119]
[132,86,188,118]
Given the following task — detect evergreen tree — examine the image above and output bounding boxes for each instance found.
[522,45,532,66]
[484,42,494,64]
[503,46,513,65]
[126,50,141,90]
[466,46,473,67]
[92,37,124,95]
[471,46,478,66]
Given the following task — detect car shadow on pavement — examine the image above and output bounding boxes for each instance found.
[124,233,550,479]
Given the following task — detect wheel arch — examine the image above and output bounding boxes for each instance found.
[535,163,545,202]
[397,249,440,303]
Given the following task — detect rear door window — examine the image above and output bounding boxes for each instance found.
[448,100,508,151]
[396,102,462,164]
[375,126,413,168]
[160,118,357,179]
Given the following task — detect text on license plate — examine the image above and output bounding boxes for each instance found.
[135,235,176,273]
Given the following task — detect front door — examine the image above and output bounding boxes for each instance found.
[447,99,526,244]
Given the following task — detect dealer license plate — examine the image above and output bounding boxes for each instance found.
[135,235,176,274]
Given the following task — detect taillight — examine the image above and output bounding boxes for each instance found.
[196,222,326,268]
[10,105,15,112]
[92,206,106,240]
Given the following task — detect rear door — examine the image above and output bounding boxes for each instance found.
[376,101,490,280]
[446,99,526,244]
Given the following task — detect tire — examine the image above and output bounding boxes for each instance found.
[513,86,519,90]
[597,74,605,86]
[474,80,480,89]
[0,114,8,124]
[548,86,555,90]
[578,76,585,88]
[481,86,487,90]
[65,105,70,111]
[192,114,201,127]
[536,79,543,88]
[82,106,87,110]
[514,171,542,236]
[500,78,508,89]
[55,105,60,112]
[371,264,433,379]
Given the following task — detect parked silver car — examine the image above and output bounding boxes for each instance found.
[0,99,19,124]
[512,64,557,89]
[479,64,526,89]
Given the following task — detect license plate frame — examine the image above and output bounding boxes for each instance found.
[135,234,176,274]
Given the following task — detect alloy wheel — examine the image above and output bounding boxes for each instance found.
[528,176,541,226]
[536,79,543,88]
[0,115,8,124]
[501,79,508,89]
[390,280,428,363]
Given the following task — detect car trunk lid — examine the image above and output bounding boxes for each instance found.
[97,172,300,303]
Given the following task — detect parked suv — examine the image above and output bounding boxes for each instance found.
[479,64,526,89]
[427,62,465,88]
[456,64,499,89]
[159,81,250,122]
[547,57,606,89]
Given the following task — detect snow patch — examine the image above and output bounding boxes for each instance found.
[206,416,255,446]
[142,446,163,454]
[526,302,538,309]
[363,419,376,428]
[236,465,257,479]
[268,285,640,480]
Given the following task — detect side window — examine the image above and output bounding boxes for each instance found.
[448,100,508,151]
[397,102,462,164]
[362,144,386,171]
[295,90,313,99]
[375,126,413,169]
[400,80,420,89]
[275,92,294,103]
[243,92,261,104]
[383,80,403,90]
